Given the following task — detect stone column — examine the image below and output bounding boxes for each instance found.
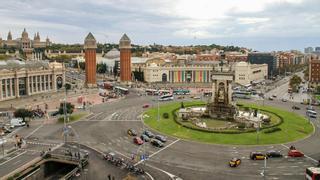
[9,78,13,98]
[26,75,30,95]
[15,77,19,98]
[52,74,57,92]
[35,75,38,92]
[0,79,2,100]
[212,80,216,102]
[4,79,7,99]
[48,75,51,91]
[228,81,232,104]
[31,76,34,94]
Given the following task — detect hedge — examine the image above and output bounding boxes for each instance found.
[172,103,284,134]
[264,127,282,134]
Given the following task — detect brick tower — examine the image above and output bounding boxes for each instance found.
[119,34,132,82]
[84,32,97,87]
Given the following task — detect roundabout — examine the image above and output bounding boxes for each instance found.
[143,101,314,145]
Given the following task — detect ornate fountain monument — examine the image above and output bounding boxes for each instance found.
[206,60,236,120]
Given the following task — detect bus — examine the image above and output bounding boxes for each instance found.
[173,89,190,95]
[306,167,320,180]
[306,110,317,118]
[145,89,158,95]
[232,91,251,99]
[158,90,171,95]
[159,94,174,101]
[203,92,212,97]
[244,84,252,90]
[114,86,129,95]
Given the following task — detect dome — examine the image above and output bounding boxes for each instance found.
[236,61,248,66]
[22,28,28,39]
[104,48,120,59]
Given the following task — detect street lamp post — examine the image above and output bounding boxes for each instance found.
[256,121,261,144]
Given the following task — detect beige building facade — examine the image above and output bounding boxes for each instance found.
[0,60,65,102]
[234,62,268,85]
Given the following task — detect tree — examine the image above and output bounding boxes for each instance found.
[289,75,302,87]
[65,83,71,90]
[315,86,320,94]
[181,102,185,108]
[14,108,33,122]
[58,102,75,115]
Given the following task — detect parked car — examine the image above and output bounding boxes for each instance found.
[150,139,164,148]
[51,111,60,116]
[288,150,304,157]
[10,118,26,128]
[307,106,315,111]
[281,98,287,102]
[127,128,137,136]
[142,104,150,108]
[292,106,300,110]
[272,95,277,98]
[155,135,167,143]
[143,130,154,138]
[193,96,201,99]
[140,134,150,142]
[266,150,282,158]
[133,137,144,145]
[2,126,12,133]
[229,158,241,167]
[268,97,274,100]
[250,152,267,160]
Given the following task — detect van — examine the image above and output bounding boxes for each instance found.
[10,118,26,128]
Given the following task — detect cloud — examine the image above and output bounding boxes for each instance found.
[0,0,318,50]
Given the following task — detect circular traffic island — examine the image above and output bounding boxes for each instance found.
[143,101,314,145]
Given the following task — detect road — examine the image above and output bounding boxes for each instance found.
[1,85,320,179]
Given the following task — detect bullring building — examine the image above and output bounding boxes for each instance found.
[0,60,65,102]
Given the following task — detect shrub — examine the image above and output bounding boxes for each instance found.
[264,127,281,134]
[163,112,169,119]
[238,123,246,129]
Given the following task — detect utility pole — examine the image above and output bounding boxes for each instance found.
[63,86,67,143]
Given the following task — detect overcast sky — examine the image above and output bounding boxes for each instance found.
[0,0,319,51]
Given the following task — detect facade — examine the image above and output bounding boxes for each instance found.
[0,60,65,102]
[0,29,51,49]
[143,62,213,83]
[119,34,132,82]
[84,33,97,87]
[248,52,276,78]
[305,47,314,54]
[309,56,320,87]
[234,62,268,85]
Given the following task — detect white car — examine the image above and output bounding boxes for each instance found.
[193,96,201,99]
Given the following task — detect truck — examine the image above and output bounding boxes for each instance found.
[10,118,26,128]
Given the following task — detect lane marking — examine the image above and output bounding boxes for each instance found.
[25,124,44,138]
[281,144,317,163]
[134,139,180,166]
[145,172,154,180]
[12,160,21,165]
[0,151,27,166]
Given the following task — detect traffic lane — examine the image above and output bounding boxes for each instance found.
[0,151,38,177]
[68,121,177,160]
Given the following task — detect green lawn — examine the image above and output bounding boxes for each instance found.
[58,112,88,123]
[316,95,320,101]
[144,101,314,145]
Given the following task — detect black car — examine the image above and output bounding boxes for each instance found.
[292,106,300,110]
[51,111,60,116]
[140,134,150,142]
[250,152,267,160]
[150,139,164,148]
[155,135,167,143]
[143,130,154,138]
[266,150,282,158]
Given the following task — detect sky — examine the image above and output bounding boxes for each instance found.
[0,0,319,51]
